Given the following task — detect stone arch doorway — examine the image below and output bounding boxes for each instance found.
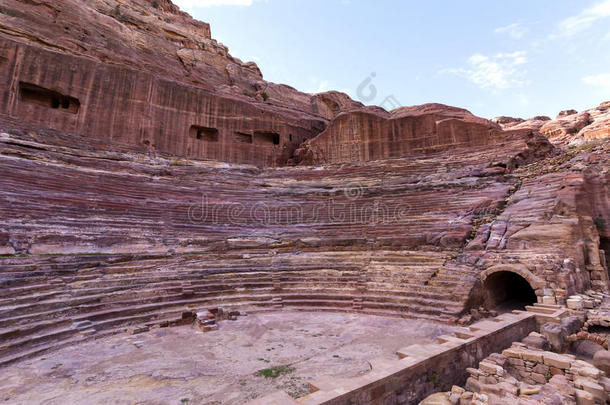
[481,265,540,311]
[483,271,537,310]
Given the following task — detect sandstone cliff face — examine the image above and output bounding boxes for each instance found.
[0,0,365,166]
[293,103,505,165]
[0,0,557,168]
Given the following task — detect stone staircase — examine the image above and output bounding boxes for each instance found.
[0,250,481,366]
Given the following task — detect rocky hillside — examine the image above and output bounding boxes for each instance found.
[0,1,609,389]
[493,102,610,146]
[0,0,362,122]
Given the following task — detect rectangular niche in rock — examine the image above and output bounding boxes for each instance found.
[234,132,253,144]
[19,82,80,114]
[254,131,280,145]
[190,125,219,142]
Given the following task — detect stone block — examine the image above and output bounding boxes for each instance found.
[520,386,541,395]
[522,335,550,350]
[459,394,473,405]
[574,378,606,402]
[533,363,549,375]
[502,348,522,359]
[576,366,601,380]
[531,372,547,384]
[549,367,564,376]
[542,295,557,305]
[465,377,481,393]
[567,298,584,310]
[548,375,574,395]
[593,350,610,375]
[541,322,567,353]
[451,386,465,395]
[543,353,572,369]
[448,393,460,405]
[479,361,503,375]
[561,316,583,335]
[487,353,508,367]
[508,358,525,367]
[496,381,519,396]
[521,350,544,363]
[574,388,595,405]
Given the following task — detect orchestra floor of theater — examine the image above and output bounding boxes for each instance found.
[0,311,456,405]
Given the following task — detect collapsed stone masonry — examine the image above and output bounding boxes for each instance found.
[422,292,610,405]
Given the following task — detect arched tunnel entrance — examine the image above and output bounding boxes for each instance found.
[483,271,537,311]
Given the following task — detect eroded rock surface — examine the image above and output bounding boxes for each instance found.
[0,1,609,404]
[494,102,610,146]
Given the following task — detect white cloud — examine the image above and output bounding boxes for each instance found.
[442,51,529,90]
[582,73,610,89]
[555,0,610,37]
[173,0,255,9]
[494,23,528,39]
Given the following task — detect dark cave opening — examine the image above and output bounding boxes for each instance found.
[484,271,537,311]
[19,82,80,114]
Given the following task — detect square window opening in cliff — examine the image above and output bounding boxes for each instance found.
[190,126,219,142]
[234,132,253,144]
[19,82,80,114]
[254,131,280,145]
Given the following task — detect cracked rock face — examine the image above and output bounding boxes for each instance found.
[0,2,609,403]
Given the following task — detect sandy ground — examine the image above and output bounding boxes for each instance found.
[0,311,457,405]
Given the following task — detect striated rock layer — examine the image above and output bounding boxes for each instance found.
[0,121,608,366]
[0,0,609,384]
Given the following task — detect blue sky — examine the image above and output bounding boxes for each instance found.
[173,0,610,119]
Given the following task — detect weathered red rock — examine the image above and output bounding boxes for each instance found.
[535,102,610,145]
[506,116,552,132]
[492,116,525,128]
[294,103,507,164]
[540,112,591,143]
[0,0,361,166]
[0,0,609,391]
[557,109,578,118]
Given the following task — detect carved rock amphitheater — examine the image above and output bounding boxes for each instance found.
[0,1,609,404]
